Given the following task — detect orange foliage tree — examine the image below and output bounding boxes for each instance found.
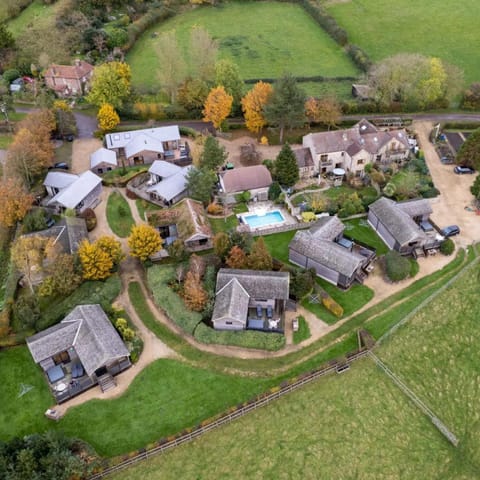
[247,237,273,270]
[305,96,341,130]
[203,85,233,130]
[241,81,273,134]
[183,271,208,312]
[225,245,247,269]
[0,178,33,227]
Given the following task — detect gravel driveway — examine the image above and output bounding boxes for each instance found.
[71,138,102,174]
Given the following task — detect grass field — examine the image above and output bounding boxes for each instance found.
[127,1,358,91]
[326,0,480,84]
[343,217,389,255]
[106,191,136,238]
[6,0,58,37]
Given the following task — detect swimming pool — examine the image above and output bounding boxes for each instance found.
[240,210,286,228]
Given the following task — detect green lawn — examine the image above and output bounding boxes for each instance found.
[327,0,480,84]
[0,133,13,149]
[53,141,72,166]
[343,217,389,255]
[127,1,358,91]
[6,0,58,36]
[261,230,297,263]
[102,165,149,187]
[292,315,311,345]
[209,214,238,234]
[106,191,136,238]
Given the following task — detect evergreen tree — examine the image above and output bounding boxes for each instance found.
[200,136,228,170]
[215,59,244,113]
[186,167,217,205]
[456,128,480,170]
[247,237,273,270]
[274,143,299,187]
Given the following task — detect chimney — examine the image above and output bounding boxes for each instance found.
[74,59,81,68]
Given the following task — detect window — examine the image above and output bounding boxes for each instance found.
[358,159,365,165]
[97,168,103,174]
[320,154,328,162]
[376,155,382,162]
[226,321,233,325]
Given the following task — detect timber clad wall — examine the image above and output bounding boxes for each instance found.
[368,211,396,250]
[289,249,340,285]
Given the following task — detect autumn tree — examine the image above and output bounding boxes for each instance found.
[86,61,132,109]
[203,86,233,130]
[264,75,305,143]
[213,232,231,261]
[128,224,163,262]
[247,237,273,270]
[155,30,186,103]
[275,143,299,187]
[97,103,120,132]
[95,235,124,267]
[225,245,247,269]
[53,100,77,138]
[0,178,32,227]
[186,167,217,205]
[305,96,341,129]
[241,81,273,134]
[215,59,244,112]
[78,239,114,280]
[177,77,209,117]
[199,136,228,170]
[40,253,82,298]
[456,128,480,170]
[190,26,218,82]
[189,253,206,278]
[11,235,56,293]
[183,271,208,312]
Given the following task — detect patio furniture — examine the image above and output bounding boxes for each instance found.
[248,318,264,331]
[256,306,263,318]
[267,306,273,318]
[55,382,67,392]
[46,364,64,383]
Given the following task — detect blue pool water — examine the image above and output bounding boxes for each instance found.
[242,210,285,228]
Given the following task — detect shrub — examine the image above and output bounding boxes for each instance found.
[409,258,420,277]
[207,203,224,215]
[385,250,411,282]
[301,211,316,222]
[79,208,97,231]
[320,292,343,317]
[268,181,282,201]
[440,238,455,256]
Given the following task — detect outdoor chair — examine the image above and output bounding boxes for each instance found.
[256,306,263,318]
[267,306,273,318]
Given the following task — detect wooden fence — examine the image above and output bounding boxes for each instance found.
[89,349,369,479]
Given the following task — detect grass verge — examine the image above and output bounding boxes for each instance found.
[106,191,136,238]
[293,315,311,344]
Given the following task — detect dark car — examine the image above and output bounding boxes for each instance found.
[48,162,69,170]
[441,225,460,237]
[45,217,55,228]
[454,165,475,174]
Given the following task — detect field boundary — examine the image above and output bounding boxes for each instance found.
[89,349,369,479]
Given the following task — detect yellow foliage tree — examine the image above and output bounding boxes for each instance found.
[53,100,71,112]
[0,178,33,227]
[97,103,120,132]
[241,81,273,134]
[128,224,163,262]
[202,85,233,130]
[95,235,124,266]
[78,239,114,280]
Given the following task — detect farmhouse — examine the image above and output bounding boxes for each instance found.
[292,147,315,179]
[211,269,289,331]
[90,147,118,174]
[44,60,93,97]
[303,119,410,177]
[44,170,102,214]
[368,197,441,256]
[219,165,272,204]
[104,126,189,167]
[289,216,375,289]
[26,304,131,403]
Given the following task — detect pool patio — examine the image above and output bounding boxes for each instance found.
[237,202,298,233]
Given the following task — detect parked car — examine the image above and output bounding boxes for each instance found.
[48,162,69,170]
[46,217,55,228]
[454,165,475,174]
[441,225,460,237]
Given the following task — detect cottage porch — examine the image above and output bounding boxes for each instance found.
[246,303,284,333]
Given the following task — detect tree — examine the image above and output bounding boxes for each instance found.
[177,77,209,117]
[167,239,187,262]
[305,96,341,129]
[470,173,480,199]
[440,238,455,256]
[225,245,247,269]
[456,128,480,170]
[41,253,82,297]
[97,103,120,132]
[78,239,113,280]
[462,83,480,110]
[86,61,132,109]
[190,26,218,82]
[189,253,206,278]
[128,224,163,262]
[199,136,228,170]
[247,237,273,270]
[11,235,56,293]
[203,86,233,130]
[213,232,231,261]
[264,74,305,143]
[183,271,208,312]
[0,23,14,49]
[0,179,32,227]
[241,81,273,134]
[275,143,299,187]
[215,59,244,112]
[268,181,282,201]
[384,250,411,282]
[53,100,77,138]
[186,167,217,205]
[155,30,186,103]
[95,235,124,267]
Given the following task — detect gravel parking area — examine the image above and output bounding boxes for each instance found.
[71,138,102,174]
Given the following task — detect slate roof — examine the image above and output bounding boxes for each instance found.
[396,198,433,217]
[44,60,93,81]
[309,216,344,240]
[48,171,102,209]
[90,148,118,169]
[292,147,314,168]
[44,171,78,189]
[26,304,129,378]
[220,165,272,194]
[211,278,250,326]
[369,197,426,246]
[148,160,181,178]
[147,166,192,202]
[289,230,366,278]
[215,269,290,300]
[105,125,180,150]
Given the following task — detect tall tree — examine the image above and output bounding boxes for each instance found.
[190,26,218,82]
[95,235,124,267]
[155,30,186,103]
[213,232,231,261]
[215,59,244,112]
[183,271,208,312]
[86,61,132,109]
[128,224,163,262]
[186,167,217,205]
[203,85,233,130]
[97,103,120,132]
[200,136,228,170]
[0,178,32,227]
[275,143,299,187]
[241,81,273,134]
[43,253,82,297]
[78,239,114,280]
[225,245,247,269]
[305,96,341,129]
[264,75,306,143]
[247,237,273,270]
[456,128,480,170]
[177,77,209,117]
[53,100,77,138]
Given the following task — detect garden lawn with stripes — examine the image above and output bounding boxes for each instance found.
[127,1,358,91]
